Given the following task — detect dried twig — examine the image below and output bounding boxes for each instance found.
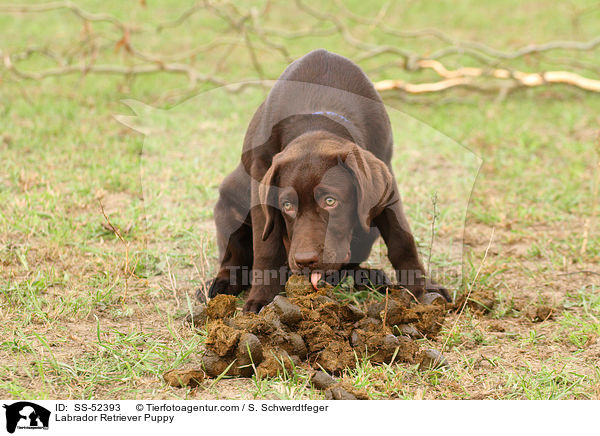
[165,255,180,309]
[375,59,600,93]
[99,200,132,300]
[1,1,599,97]
[0,1,128,31]
[427,192,439,273]
[382,286,389,330]
[440,228,495,354]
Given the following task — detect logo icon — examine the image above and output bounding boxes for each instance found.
[3,402,50,434]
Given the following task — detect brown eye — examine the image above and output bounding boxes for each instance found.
[324,197,337,208]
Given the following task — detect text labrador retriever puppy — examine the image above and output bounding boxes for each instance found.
[201,49,450,313]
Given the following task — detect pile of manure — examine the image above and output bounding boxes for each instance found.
[166,275,450,398]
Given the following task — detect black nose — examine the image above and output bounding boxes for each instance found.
[294,251,319,268]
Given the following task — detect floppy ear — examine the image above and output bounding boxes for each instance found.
[258,161,280,241]
[343,146,397,233]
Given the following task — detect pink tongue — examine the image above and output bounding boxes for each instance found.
[310,272,322,290]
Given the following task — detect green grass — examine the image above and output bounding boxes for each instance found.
[1,0,600,399]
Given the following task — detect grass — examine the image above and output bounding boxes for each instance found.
[1,0,600,399]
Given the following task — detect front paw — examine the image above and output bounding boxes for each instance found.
[243,286,279,313]
[353,268,393,290]
[424,283,452,303]
[196,277,233,303]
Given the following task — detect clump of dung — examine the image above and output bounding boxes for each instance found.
[176,277,450,393]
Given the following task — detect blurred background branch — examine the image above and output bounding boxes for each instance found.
[1,0,599,101]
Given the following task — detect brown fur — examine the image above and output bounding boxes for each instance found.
[199,49,449,313]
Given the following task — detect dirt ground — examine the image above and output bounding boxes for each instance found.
[3,219,598,399]
[1,0,599,400]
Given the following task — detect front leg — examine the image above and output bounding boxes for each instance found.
[373,204,451,302]
[243,205,288,313]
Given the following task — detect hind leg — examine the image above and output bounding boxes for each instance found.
[199,222,252,301]
[196,167,253,301]
[374,199,452,302]
[322,227,391,289]
[324,266,392,290]
[345,228,392,290]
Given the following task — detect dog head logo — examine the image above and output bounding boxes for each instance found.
[3,402,50,433]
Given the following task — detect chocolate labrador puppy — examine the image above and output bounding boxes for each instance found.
[201,49,450,313]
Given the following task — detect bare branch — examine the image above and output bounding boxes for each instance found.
[0,1,129,31]
[1,1,599,97]
[374,65,600,94]
[156,1,205,32]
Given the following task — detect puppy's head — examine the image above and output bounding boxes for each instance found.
[259,131,396,284]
